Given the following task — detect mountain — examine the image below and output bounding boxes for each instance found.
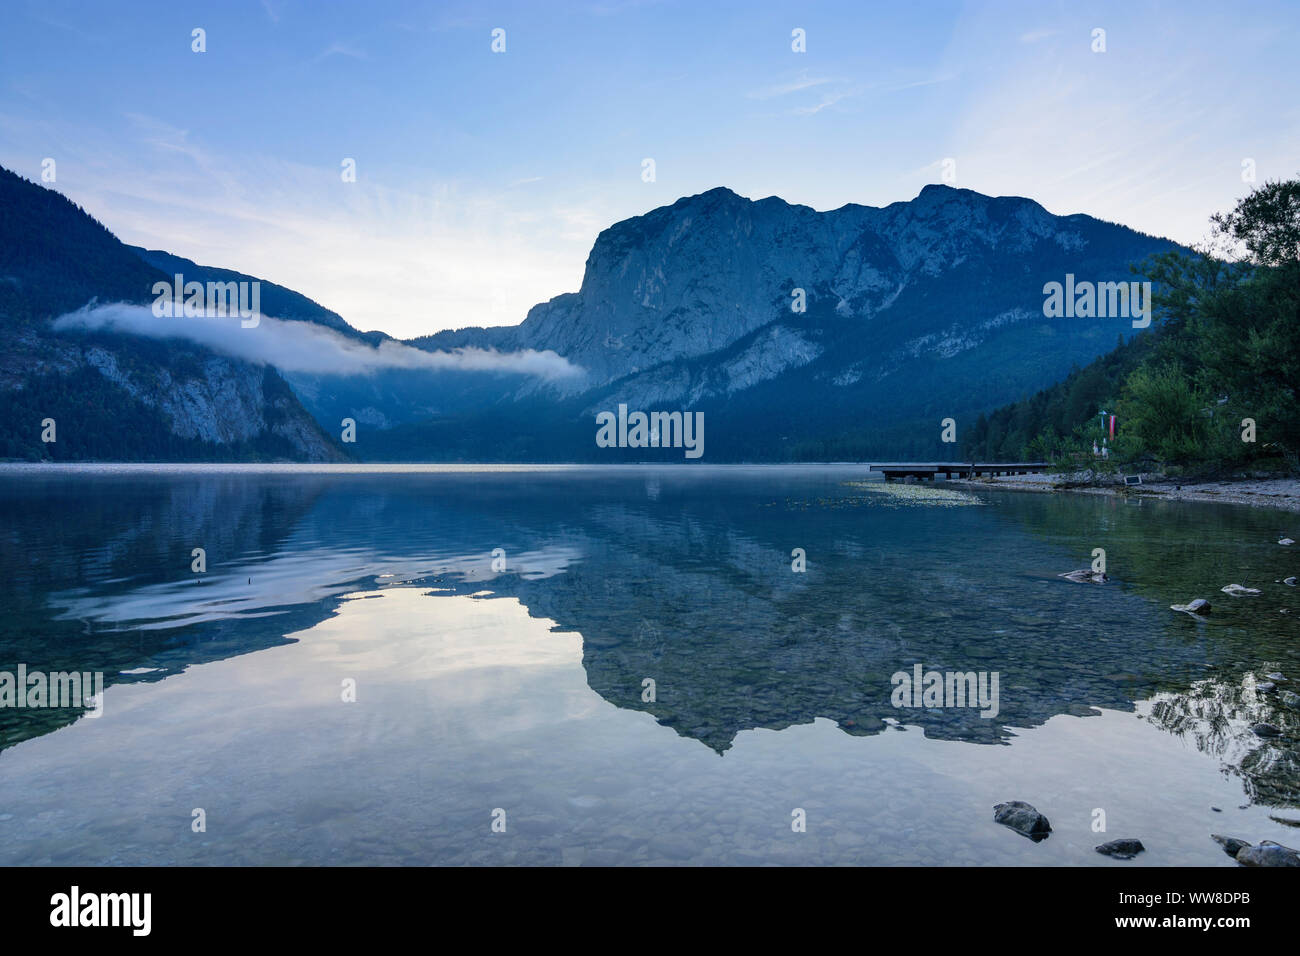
[122,247,570,434]
[376,185,1178,460]
[0,167,345,462]
[1,170,1181,463]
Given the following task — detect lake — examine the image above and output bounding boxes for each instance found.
[0,464,1296,865]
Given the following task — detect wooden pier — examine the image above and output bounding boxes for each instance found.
[869,462,1050,481]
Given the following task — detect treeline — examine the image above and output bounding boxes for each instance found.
[963,332,1154,462]
[964,178,1300,474]
[0,367,303,462]
[0,167,164,324]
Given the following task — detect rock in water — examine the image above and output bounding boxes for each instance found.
[1059,569,1107,584]
[993,801,1051,841]
[1221,583,1262,596]
[1284,577,1297,587]
[1257,682,1277,694]
[1235,841,1300,867]
[1212,834,1252,858]
[1279,538,1295,546]
[1171,598,1211,615]
[1095,839,1145,859]
[1252,722,1282,737]
[1282,691,1300,709]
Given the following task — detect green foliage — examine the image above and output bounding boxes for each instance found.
[962,332,1153,461]
[1113,362,1209,462]
[967,177,1300,474]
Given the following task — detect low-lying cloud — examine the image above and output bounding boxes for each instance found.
[52,303,583,380]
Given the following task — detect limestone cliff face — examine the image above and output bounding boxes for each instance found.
[3,329,347,461]
[419,184,1171,415]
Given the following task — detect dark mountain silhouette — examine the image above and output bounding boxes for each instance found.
[0,167,345,461]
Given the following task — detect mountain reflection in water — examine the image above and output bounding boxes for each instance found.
[0,465,1296,864]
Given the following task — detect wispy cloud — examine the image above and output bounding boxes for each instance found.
[1019,28,1061,44]
[313,41,368,63]
[53,304,584,379]
[791,88,856,115]
[747,73,832,100]
[883,74,956,92]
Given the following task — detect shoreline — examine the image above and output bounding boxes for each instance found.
[949,472,1300,513]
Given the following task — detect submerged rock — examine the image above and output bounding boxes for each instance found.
[993,801,1051,841]
[1059,569,1108,584]
[1171,598,1212,615]
[1279,538,1295,546]
[1284,577,1297,587]
[1236,841,1300,867]
[1221,584,1262,596]
[1257,682,1277,694]
[1282,691,1300,709]
[1266,672,1287,681]
[1212,834,1252,858]
[1095,838,1145,859]
[1252,722,1282,737]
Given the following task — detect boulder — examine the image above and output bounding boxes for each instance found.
[1171,599,1211,615]
[993,801,1051,841]
[1212,834,1251,858]
[1252,722,1282,737]
[1235,841,1300,867]
[1095,839,1145,859]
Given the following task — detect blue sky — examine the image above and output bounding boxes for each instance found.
[2,0,1297,338]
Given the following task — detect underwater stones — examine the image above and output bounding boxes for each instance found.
[1095,838,1145,859]
[1235,841,1300,867]
[1212,834,1251,858]
[1221,584,1262,596]
[1171,598,1211,615]
[993,801,1051,841]
[1059,568,1108,584]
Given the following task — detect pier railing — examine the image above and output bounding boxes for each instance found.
[869,462,1049,480]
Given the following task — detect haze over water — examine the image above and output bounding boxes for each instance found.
[0,464,1296,865]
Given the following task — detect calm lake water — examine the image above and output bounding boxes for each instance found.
[0,464,1296,865]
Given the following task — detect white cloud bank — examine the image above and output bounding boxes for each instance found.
[52,303,583,380]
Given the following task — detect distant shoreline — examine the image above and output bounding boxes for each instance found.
[949,472,1300,513]
[0,461,885,474]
